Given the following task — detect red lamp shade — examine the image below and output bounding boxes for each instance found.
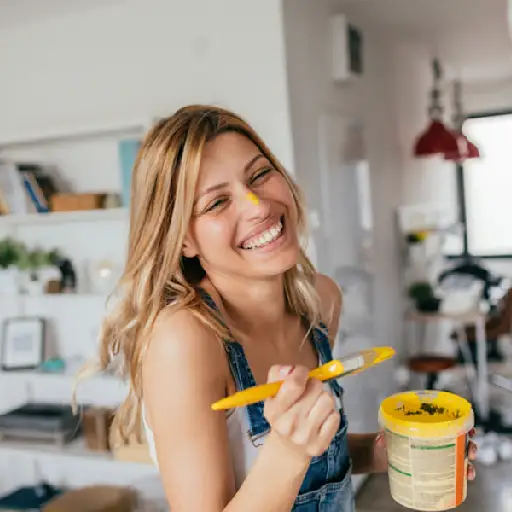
[414,120,460,157]
[466,139,480,159]
[443,132,480,161]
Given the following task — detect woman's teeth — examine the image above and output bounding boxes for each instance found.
[242,220,283,249]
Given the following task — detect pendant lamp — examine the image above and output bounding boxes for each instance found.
[443,80,480,162]
[414,59,460,158]
[443,133,480,161]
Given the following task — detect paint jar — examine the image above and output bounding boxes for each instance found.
[378,390,474,511]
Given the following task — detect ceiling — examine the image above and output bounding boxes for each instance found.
[1,0,511,82]
[341,0,512,83]
[0,0,125,28]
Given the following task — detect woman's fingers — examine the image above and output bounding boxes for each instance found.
[264,364,340,458]
[467,462,476,481]
[274,378,325,441]
[309,410,340,456]
[291,386,336,446]
[264,366,309,421]
[375,431,386,448]
[468,440,478,461]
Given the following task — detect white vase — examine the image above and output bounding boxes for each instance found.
[25,279,45,296]
[0,266,20,295]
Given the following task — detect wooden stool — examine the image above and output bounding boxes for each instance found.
[42,485,136,512]
[408,355,457,390]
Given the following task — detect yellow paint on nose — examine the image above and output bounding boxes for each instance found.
[247,192,259,205]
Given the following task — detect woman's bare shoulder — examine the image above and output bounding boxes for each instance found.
[142,305,229,419]
[145,305,227,378]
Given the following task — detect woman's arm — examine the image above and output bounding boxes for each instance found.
[143,309,314,512]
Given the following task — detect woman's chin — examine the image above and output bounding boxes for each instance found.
[243,245,300,277]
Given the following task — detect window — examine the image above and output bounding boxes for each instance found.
[458,111,512,258]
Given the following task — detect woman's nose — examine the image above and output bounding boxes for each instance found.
[239,190,270,218]
[246,192,259,205]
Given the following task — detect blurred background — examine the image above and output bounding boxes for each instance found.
[0,0,511,510]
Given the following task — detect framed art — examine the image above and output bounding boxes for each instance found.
[0,317,45,371]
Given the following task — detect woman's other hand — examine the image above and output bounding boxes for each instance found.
[264,365,340,460]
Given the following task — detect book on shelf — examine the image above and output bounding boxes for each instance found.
[0,161,59,215]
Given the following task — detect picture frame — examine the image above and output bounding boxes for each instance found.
[0,316,45,371]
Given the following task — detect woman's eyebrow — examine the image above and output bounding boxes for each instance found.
[243,154,265,173]
[195,154,266,205]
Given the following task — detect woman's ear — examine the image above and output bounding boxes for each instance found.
[182,236,198,259]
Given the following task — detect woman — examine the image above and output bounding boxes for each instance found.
[97,105,477,511]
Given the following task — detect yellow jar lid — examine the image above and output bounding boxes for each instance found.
[379,390,474,439]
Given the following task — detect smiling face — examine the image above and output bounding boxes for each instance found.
[182,132,301,280]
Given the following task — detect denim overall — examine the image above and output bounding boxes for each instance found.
[199,289,354,511]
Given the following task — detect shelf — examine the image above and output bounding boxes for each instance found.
[0,369,129,410]
[0,368,126,389]
[0,437,111,461]
[0,437,156,473]
[404,309,485,323]
[0,208,128,227]
[21,292,108,299]
[0,293,110,301]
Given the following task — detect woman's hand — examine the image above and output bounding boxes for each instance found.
[374,428,479,479]
[264,365,340,460]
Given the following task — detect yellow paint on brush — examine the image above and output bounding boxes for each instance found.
[247,192,259,205]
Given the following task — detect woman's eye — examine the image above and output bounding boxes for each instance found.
[205,198,228,212]
[250,168,272,184]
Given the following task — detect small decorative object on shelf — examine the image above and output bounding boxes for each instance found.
[0,237,25,295]
[0,316,46,371]
[0,401,80,445]
[18,246,57,295]
[0,239,66,295]
[118,138,141,207]
[0,161,59,215]
[82,406,115,452]
[50,192,109,212]
[88,259,119,294]
[58,258,77,293]
[407,281,441,313]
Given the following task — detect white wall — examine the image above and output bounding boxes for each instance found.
[389,43,458,215]
[282,0,406,446]
[0,0,297,495]
[283,0,405,349]
[0,0,294,170]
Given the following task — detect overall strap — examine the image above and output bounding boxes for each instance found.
[197,288,270,439]
[310,322,344,400]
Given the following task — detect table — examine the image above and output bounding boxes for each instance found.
[405,309,490,421]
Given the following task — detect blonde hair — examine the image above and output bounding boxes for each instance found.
[79,105,322,445]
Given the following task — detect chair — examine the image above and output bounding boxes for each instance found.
[407,354,458,390]
[451,287,512,363]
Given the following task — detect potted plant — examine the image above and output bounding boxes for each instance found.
[17,246,65,295]
[0,237,26,294]
[408,281,441,313]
